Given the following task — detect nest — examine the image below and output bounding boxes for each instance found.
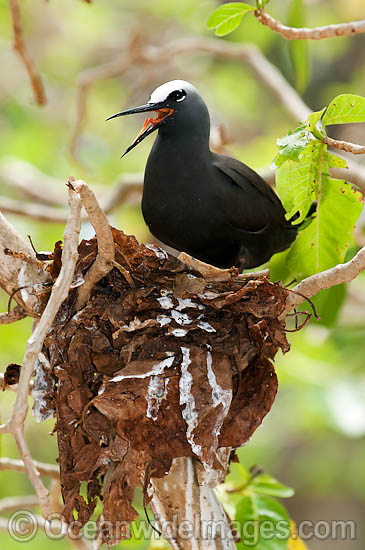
[39,228,290,544]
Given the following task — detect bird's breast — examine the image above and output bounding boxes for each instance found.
[142,146,222,250]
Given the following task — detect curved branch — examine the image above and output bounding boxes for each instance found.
[7,0,46,105]
[72,180,115,310]
[284,246,365,314]
[255,9,365,40]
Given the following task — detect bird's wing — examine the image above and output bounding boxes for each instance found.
[212,153,283,208]
[213,153,288,234]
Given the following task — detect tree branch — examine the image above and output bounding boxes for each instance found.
[0,212,51,316]
[71,36,311,157]
[0,306,26,325]
[0,495,39,514]
[255,9,365,40]
[0,187,81,516]
[0,457,59,478]
[324,136,365,155]
[7,0,46,105]
[0,159,67,206]
[72,180,115,310]
[284,246,365,314]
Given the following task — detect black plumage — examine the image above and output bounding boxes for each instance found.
[107,80,306,269]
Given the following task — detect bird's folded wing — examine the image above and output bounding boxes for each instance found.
[212,153,286,233]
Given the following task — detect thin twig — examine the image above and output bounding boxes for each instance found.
[0,306,26,324]
[323,136,365,155]
[283,246,365,315]
[0,512,91,550]
[255,9,365,40]
[0,495,39,514]
[71,36,311,157]
[0,196,74,223]
[7,0,46,105]
[0,457,59,478]
[0,187,81,516]
[0,159,67,206]
[72,180,115,310]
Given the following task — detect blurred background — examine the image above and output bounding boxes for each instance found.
[0,0,364,548]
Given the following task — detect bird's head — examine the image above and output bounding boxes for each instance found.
[107,80,210,157]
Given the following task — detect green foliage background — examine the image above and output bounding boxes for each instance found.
[0,0,364,549]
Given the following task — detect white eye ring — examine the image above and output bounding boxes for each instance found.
[169,89,186,102]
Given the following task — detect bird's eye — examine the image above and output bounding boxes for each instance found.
[168,89,186,102]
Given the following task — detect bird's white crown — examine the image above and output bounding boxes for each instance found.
[149,80,196,103]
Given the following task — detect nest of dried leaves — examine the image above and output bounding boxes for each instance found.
[39,228,290,545]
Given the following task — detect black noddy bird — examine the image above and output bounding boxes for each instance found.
[107,80,312,269]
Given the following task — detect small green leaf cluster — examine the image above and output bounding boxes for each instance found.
[216,463,295,550]
[275,94,365,280]
[207,3,256,37]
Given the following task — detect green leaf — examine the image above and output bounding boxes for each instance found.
[254,495,290,523]
[257,0,271,7]
[288,0,310,93]
[226,462,251,486]
[326,152,348,169]
[236,494,258,523]
[323,94,365,126]
[276,141,320,223]
[207,3,255,36]
[287,178,363,280]
[215,462,251,517]
[277,125,310,162]
[307,107,326,138]
[235,495,290,550]
[252,474,295,498]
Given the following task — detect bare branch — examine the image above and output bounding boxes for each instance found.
[69,31,141,160]
[0,495,39,514]
[0,187,81,516]
[324,136,365,155]
[71,36,311,155]
[7,0,46,105]
[73,181,115,310]
[100,174,144,213]
[0,306,26,324]
[284,246,365,314]
[0,510,91,550]
[255,9,365,40]
[0,457,59,478]
[0,212,51,316]
[0,196,71,223]
[0,159,67,206]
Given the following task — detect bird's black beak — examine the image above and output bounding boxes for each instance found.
[106,102,174,157]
